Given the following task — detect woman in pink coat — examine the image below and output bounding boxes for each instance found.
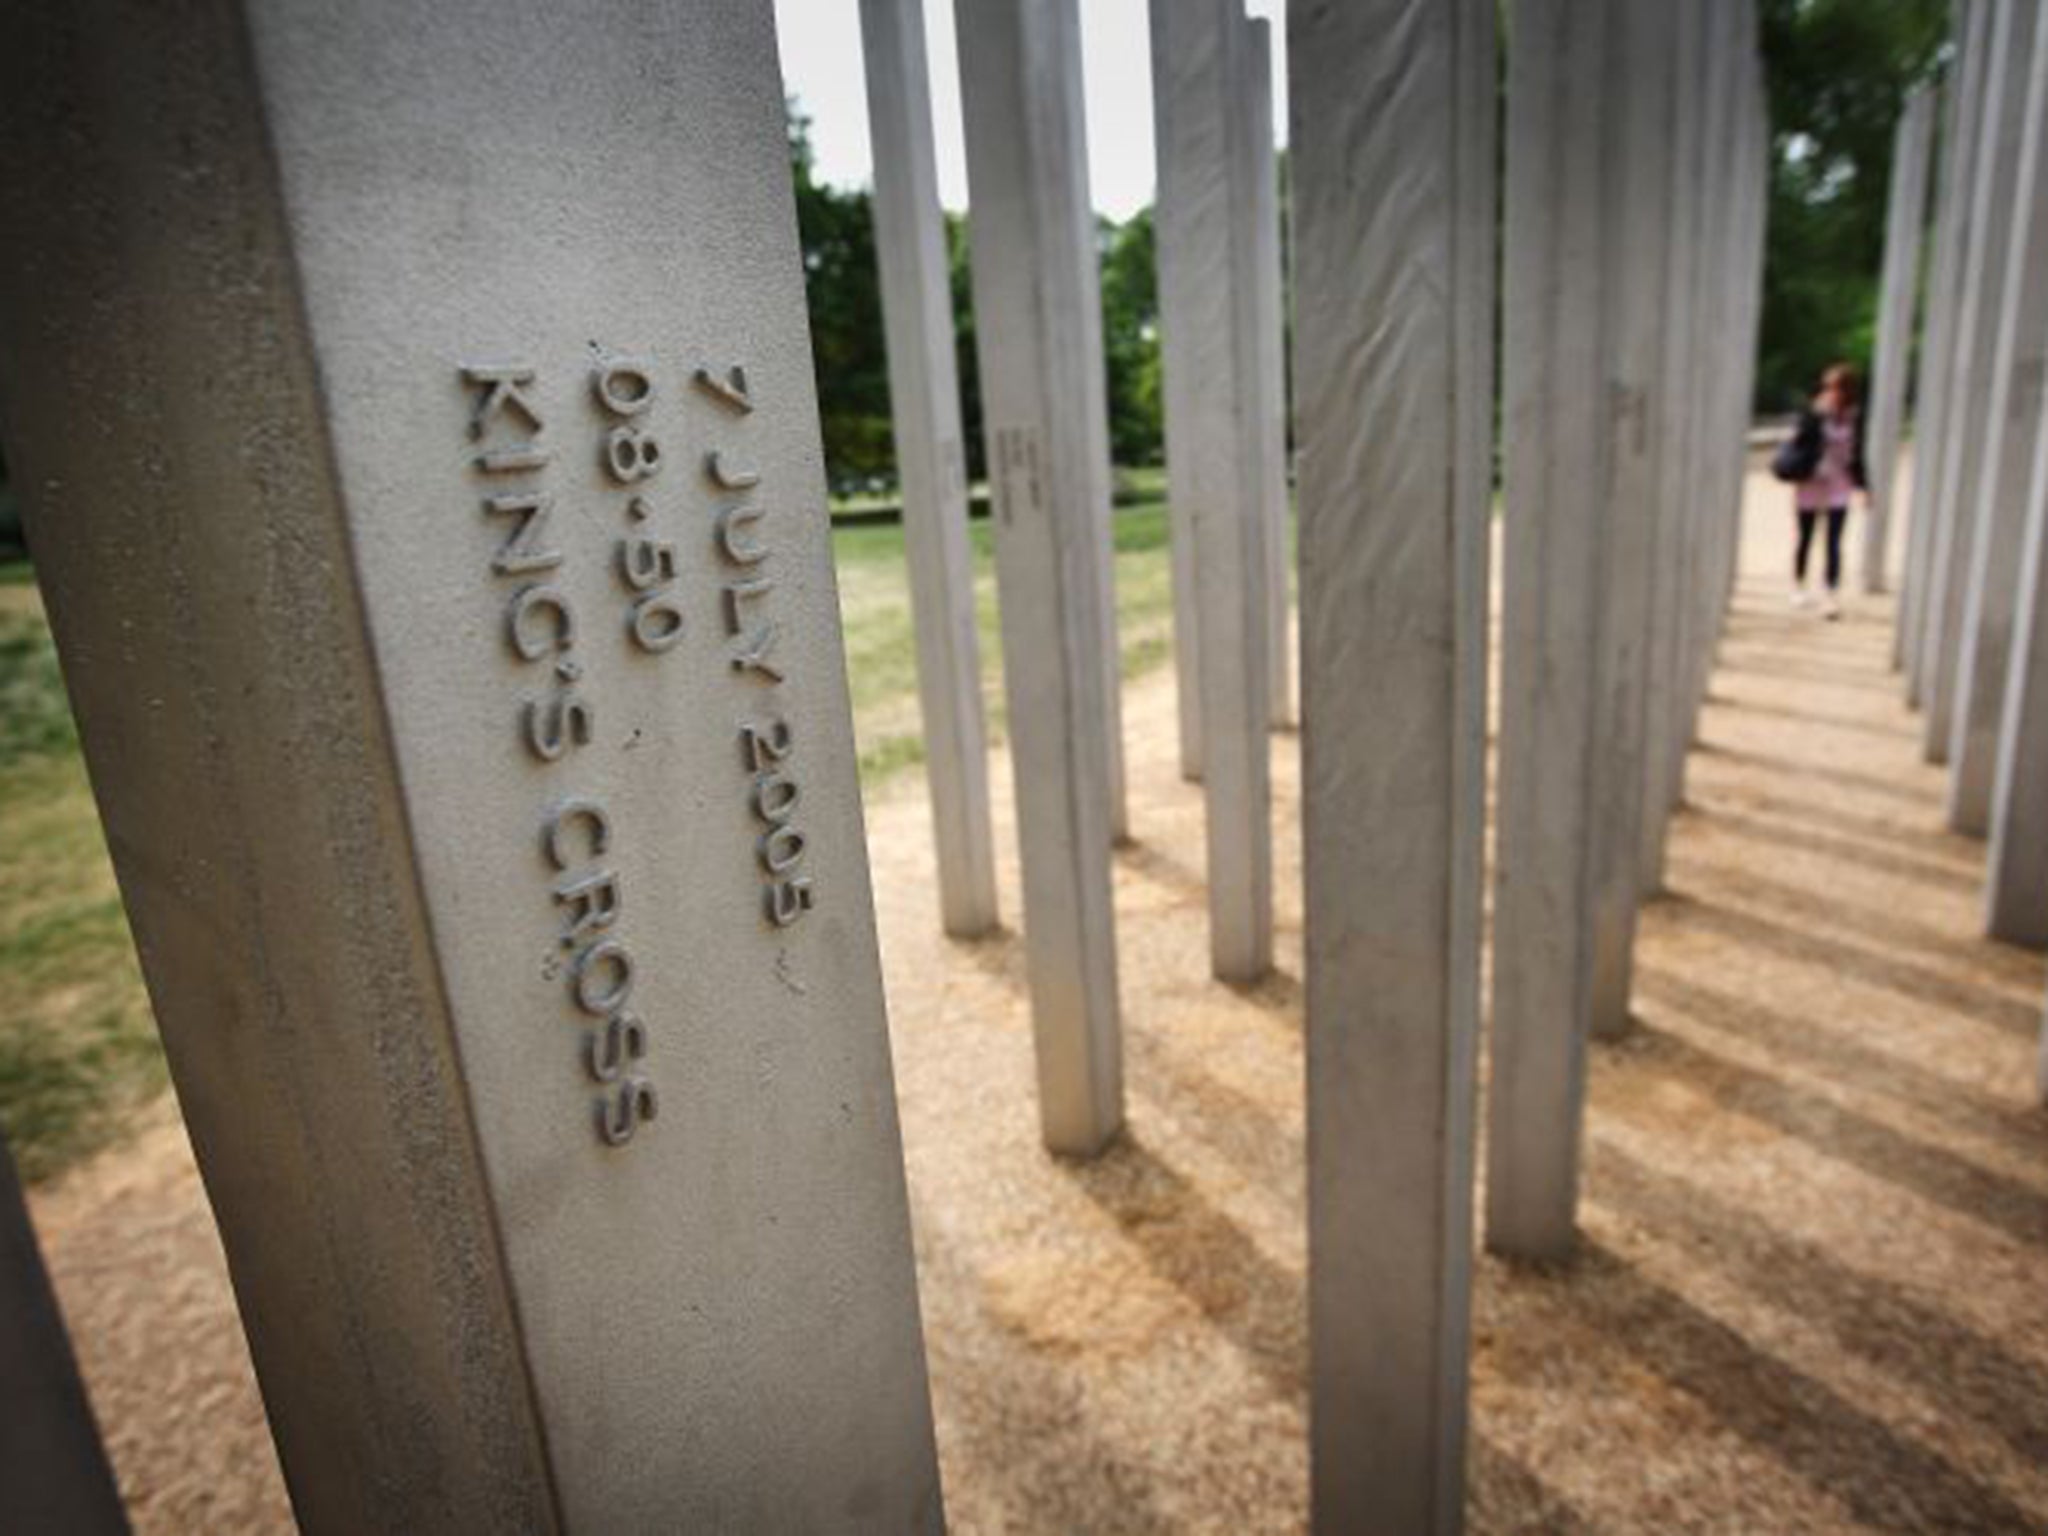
[1779,362,1867,620]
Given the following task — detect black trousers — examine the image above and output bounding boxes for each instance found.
[1795,506,1847,589]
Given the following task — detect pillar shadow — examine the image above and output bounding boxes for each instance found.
[1678,807,1981,893]
[1656,890,2038,1039]
[1556,1239,2039,1530]
[1467,1436,1609,1534]
[1614,1022,2048,1253]
[959,923,1029,997]
[1687,786,1981,864]
[1710,655,1905,695]
[908,1198,1184,1535]
[1059,1135,1607,1530]
[1115,837,1207,902]
[1707,692,1920,742]
[1124,1030,1301,1180]
[1686,742,1931,804]
[1664,855,1987,964]
[1220,966,1303,1011]
[1061,1131,1306,1399]
[1723,602,1897,646]
[1721,600,1894,639]
[1588,1141,2048,1469]
[1632,967,2045,1148]
[1721,612,1896,645]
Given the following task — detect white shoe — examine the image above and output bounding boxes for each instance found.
[1791,586,1812,610]
[1821,591,1841,620]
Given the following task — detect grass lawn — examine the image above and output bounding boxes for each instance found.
[0,579,164,1183]
[836,494,1180,781]
[0,496,1185,1183]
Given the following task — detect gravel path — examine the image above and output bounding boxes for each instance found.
[28,470,2048,1531]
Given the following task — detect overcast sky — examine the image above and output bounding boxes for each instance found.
[772,0,1289,220]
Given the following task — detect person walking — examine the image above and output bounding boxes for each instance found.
[1774,362,1866,619]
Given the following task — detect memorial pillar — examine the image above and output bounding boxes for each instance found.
[1948,16,2048,833]
[1987,386,2048,947]
[1247,17,1294,731]
[1708,30,1771,637]
[1216,1,1277,977]
[1589,0,1680,1040]
[1864,89,1937,595]
[0,4,944,1528]
[1153,14,1207,791]
[955,0,1125,1153]
[0,1137,127,1535]
[859,0,1001,938]
[1640,0,1712,893]
[1150,0,1274,982]
[1681,2,1754,763]
[1071,53,1133,846]
[1292,0,1496,1525]
[1728,41,1769,641]
[1739,66,1773,519]
[1701,29,1769,664]
[1661,0,1737,823]
[1902,5,1988,688]
[1491,0,1676,1254]
[1919,0,2037,765]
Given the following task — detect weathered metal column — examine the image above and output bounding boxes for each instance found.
[1292,0,1497,1526]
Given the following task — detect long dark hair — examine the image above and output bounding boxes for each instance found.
[1819,362,1860,413]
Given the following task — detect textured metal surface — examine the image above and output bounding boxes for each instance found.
[1903,5,1988,690]
[1214,0,1275,981]
[1152,0,1208,785]
[1152,0,1273,983]
[1702,2,1771,722]
[1948,14,2048,832]
[0,1,941,1529]
[860,0,1001,938]
[1065,0,1133,849]
[1491,0,1617,1263]
[954,0,1124,1156]
[1987,389,2048,949]
[1291,0,1495,1526]
[1673,0,1744,796]
[1921,0,2037,764]
[1587,0,1680,1040]
[1244,18,1293,732]
[1984,24,2048,949]
[1865,89,1937,595]
[1492,0,1764,1270]
[1639,0,1711,895]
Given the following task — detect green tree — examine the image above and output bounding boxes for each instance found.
[788,104,894,493]
[1099,209,1164,467]
[1756,0,1951,411]
[946,210,987,484]
[786,97,1164,494]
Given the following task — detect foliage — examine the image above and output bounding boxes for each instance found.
[790,106,895,493]
[0,582,163,1181]
[1099,210,1164,467]
[1755,0,1951,411]
[788,98,1162,494]
[0,601,77,767]
[946,211,987,484]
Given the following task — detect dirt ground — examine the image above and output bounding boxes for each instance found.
[27,469,2048,1532]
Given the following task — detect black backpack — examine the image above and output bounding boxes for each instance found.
[1772,412,1822,484]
